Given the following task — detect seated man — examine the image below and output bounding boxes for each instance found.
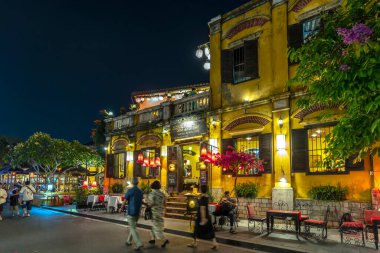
[219,191,237,233]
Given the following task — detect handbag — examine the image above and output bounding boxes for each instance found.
[144,207,152,220]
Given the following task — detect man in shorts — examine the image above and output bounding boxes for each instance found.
[20,181,36,217]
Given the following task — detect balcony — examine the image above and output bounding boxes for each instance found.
[172,91,210,117]
[138,105,163,124]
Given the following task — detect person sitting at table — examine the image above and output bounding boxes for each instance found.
[219,191,237,233]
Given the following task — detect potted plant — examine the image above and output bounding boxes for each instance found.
[111,183,124,194]
[75,187,89,209]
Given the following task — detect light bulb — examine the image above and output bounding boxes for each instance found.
[196,48,203,58]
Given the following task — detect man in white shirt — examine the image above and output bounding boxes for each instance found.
[20,181,36,217]
[0,183,7,221]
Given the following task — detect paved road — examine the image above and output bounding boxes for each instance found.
[0,206,261,253]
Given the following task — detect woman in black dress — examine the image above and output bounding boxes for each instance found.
[187,185,218,250]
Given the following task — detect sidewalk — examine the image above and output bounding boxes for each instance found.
[41,205,377,253]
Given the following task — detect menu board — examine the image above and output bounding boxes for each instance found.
[200,170,207,186]
[171,118,207,140]
[168,172,177,186]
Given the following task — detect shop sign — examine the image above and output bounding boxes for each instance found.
[168,172,177,186]
[171,119,207,140]
[200,170,207,186]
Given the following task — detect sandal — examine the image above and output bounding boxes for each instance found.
[211,245,218,250]
[161,239,169,248]
[187,243,197,248]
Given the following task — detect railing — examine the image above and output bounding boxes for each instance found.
[172,91,210,116]
[113,115,134,130]
[138,105,163,124]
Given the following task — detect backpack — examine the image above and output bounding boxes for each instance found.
[339,213,353,226]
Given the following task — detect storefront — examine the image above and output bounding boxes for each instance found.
[167,116,208,193]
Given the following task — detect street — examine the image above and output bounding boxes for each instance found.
[0,206,261,253]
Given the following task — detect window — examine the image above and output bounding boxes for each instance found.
[291,125,364,174]
[221,133,272,175]
[288,16,320,49]
[114,153,126,178]
[222,39,259,84]
[133,148,160,179]
[306,126,345,173]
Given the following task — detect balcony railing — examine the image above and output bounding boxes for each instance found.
[138,105,163,124]
[172,91,210,116]
[113,115,134,130]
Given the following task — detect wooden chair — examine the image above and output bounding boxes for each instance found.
[303,206,330,239]
[246,204,267,233]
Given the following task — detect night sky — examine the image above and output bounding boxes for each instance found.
[0,0,247,143]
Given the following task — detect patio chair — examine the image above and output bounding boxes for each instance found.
[339,212,365,246]
[273,200,291,230]
[303,206,330,239]
[363,209,380,240]
[93,195,106,211]
[246,204,267,233]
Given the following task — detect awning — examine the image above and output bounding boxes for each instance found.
[0,166,11,175]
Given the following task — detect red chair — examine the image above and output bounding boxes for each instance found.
[63,195,71,205]
[339,212,365,246]
[93,195,106,211]
[246,204,267,233]
[303,206,330,239]
[363,210,380,240]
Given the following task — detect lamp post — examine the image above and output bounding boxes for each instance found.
[196,42,211,71]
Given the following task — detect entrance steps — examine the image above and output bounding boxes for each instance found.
[165,195,191,220]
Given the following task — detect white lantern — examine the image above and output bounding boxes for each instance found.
[204,47,210,57]
[135,97,141,103]
[196,48,203,58]
[203,62,210,70]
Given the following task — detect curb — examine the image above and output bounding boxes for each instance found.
[40,206,306,253]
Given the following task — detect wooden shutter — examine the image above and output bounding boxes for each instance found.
[345,154,364,171]
[288,23,303,49]
[221,138,236,153]
[106,154,114,178]
[291,129,309,173]
[259,134,272,173]
[221,50,233,83]
[244,40,259,79]
[133,151,143,177]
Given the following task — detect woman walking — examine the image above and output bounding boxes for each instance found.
[147,180,169,248]
[0,183,8,221]
[188,185,218,250]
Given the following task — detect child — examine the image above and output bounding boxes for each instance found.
[10,189,21,217]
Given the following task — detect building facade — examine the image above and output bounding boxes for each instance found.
[104,0,380,202]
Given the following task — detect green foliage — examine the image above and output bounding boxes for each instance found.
[75,187,89,205]
[289,0,380,161]
[309,184,349,201]
[139,183,151,194]
[111,183,124,193]
[235,182,259,198]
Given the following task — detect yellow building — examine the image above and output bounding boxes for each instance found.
[104,0,380,205]
[207,0,379,202]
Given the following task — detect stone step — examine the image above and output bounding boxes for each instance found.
[166,201,187,206]
[165,212,192,220]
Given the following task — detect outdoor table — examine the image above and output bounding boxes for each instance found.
[371,217,380,249]
[266,209,301,239]
[86,195,99,208]
[107,196,122,212]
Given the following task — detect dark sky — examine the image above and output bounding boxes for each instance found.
[0,0,247,143]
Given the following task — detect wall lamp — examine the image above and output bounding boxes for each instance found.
[278,115,283,129]
[276,115,285,151]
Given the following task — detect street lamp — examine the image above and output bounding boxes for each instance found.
[196,42,211,71]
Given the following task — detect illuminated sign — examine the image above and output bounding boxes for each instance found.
[171,118,207,140]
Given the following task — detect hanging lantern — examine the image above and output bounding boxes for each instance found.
[150,158,156,167]
[200,146,207,157]
[83,181,88,186]
[137,153,144,164]
[155,157,161,167]
[91,181,97,187]
[143,157,149,167]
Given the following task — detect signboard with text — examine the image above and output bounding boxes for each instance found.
[171,118,207,140]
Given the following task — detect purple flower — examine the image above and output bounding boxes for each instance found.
[341,50,348,56]
[336,23,373,45]
[339,64,351,71]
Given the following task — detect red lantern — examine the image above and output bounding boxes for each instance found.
[83,181,88,186]
[201,146,207,157]
[155,157,161,167]
[150,158,156,167]
[91,181,97,187]
[137,153,144,164]
[143,157,149,167]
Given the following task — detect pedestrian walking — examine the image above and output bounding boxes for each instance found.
[120,177,143,251]
[9,189,21,217]
[20,181,36,217]
[0,183,8,221]
[146,180,169,248]
[187,185,218,250]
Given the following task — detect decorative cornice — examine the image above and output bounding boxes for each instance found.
[289,0,312,13]
[224,114,271,131]
[208,15,222,35]
[225,16,270,40]
[222,0,269,23]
